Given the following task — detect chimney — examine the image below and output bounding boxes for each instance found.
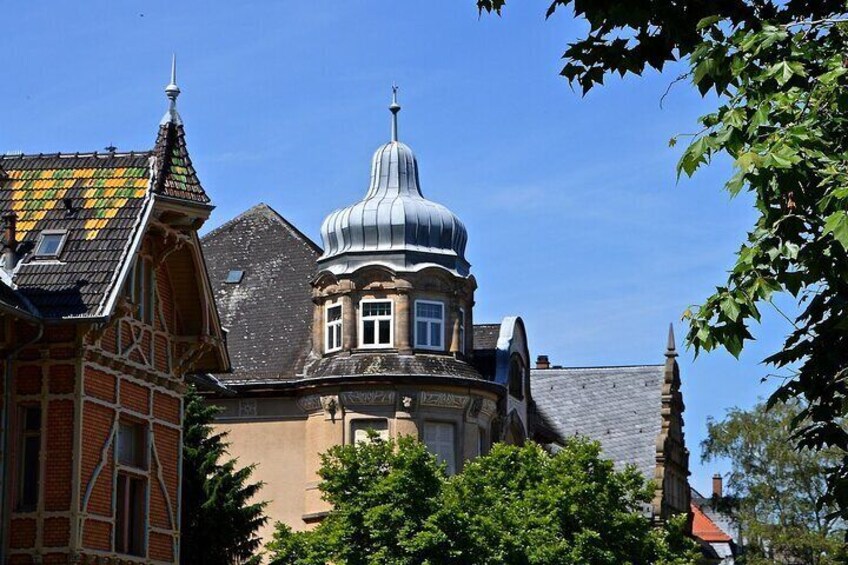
[712,473,723,497]
[536,355,550,370]
[3,212,18,273]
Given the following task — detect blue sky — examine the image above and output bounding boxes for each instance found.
[3,1,795,492]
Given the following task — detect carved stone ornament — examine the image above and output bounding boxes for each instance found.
[321,395,340,419]
[297,395,322,413]
[401,394,415,410]
[419,391,469,410]
[340,390,396,406]
[238,399,258,417]
[480,399,498,418]
[467,397,483,418]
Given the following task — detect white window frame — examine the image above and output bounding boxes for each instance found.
[33,230,68,258]
[458,307,466,354]
[414,299,445,351]
[359,299,393,349]
[423,421,456,475]
[325,302,343,353]
[350,419,389,445]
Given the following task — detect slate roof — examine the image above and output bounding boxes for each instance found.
[473,323,500,350]
[0,119,211,319]
[531,365,665,480]
[304,352,484,382]
[201,203,321,382]
[472,323,501,380]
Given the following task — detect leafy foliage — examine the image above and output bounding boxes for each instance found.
[181,386,268,564]
[267,436,698,565]
[477,0,848,518]
[703,401,846,563]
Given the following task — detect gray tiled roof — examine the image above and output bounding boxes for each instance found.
[473,323,500,351]
[304,352,484,381]
[531,365,665,480]
[201,203,321,382]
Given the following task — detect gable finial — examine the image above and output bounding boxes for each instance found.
[161,54,183,126]
[389,83,400,142]
[666,323,678,358]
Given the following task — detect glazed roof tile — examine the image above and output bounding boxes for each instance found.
[0,121,210,319]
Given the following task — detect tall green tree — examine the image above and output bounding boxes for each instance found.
[181,386,267,564]
[703,401,846,564]
[477,0,848,516]
[267,436,698,565]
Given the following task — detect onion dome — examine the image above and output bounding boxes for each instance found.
[319,87,469,276]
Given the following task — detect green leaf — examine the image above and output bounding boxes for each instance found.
[823,211,848,250]
[720,296,742,321]
[696,15,721,30]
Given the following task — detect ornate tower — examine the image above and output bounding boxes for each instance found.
[310,88,477,362]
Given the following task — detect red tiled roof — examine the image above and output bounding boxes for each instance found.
[691,503,732,543]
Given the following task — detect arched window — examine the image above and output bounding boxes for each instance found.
[508,357,524,400]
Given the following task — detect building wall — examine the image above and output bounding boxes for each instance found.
[214,384,499,546]
[5,236,195,565]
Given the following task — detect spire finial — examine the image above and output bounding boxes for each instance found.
[161,54,183,126]
[665,323,678,358]
[389,83,401,142]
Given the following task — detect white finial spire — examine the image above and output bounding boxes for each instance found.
[389,84,400,142]
[161,54,183,126]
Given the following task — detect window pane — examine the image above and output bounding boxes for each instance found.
[416,302,442,319]
[24,406,41,432]
[363,320,375,344]
[378,320,391,344]
[36,233,64,256]
[416,321,428,346]
[363,301,391,317]
[21,435,40,508]
[423,422,455,475]
[118,422,146,468]
[327,305,342,322]
[430,323,442,348]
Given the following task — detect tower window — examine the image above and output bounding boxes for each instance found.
[423,421,456,475]
[33,230,67,258]
[325,303,343,353]
[414,300,444,351]
[351,419,389,444]
[360,300,393,348]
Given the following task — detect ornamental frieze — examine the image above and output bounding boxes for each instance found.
[419,391,469,410]
[340,390,396,406]
[297,395,322,413]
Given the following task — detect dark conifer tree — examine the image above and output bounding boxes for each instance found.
[181,386,267,564]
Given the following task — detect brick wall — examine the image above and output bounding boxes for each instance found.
[4,233,201,565]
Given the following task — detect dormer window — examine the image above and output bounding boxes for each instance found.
[325,303,343,353]
[414,300,444,351]
[360,300,393,348]
[33,230,67,258]
[225,269,244,284]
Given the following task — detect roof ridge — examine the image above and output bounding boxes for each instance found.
[532,364,664,371]
[202,202,323,255]
[1,150,153,160]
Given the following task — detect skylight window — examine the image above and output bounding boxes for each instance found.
[225,270,245,284]
[34,231,67,258]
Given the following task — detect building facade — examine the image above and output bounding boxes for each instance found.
[203,90,690,547]
[0,67,228,564]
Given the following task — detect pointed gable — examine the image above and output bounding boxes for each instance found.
[201,203,320,383]
[151,121,210,204]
